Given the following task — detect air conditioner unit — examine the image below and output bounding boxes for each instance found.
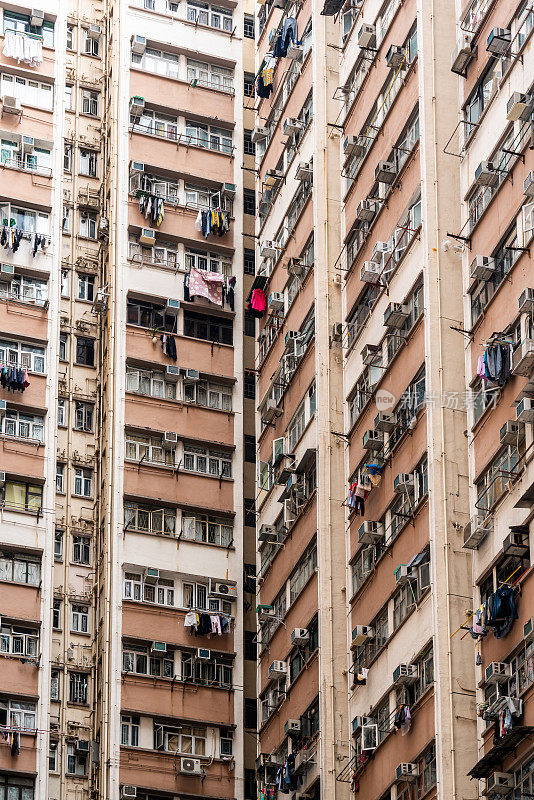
[462,514,492,549]
[516,397,534,423]
[500,421,524,445]
[131,35,146,54]
[287,258,305,276]
[209,580,237,600]
[180,757,202,775]
[361,343,381,365]
[362,429,383,451]
[150,641,166,654]
[486,27,511,55]
[163,431,177,449]
[394,564,413,585]
[396,763,419,781]
[503,528,529,558]
[2,96,22,115]
[352,715,373,734]
[360,260,382,284]
[185,369,200,381]
[524,172,534,197]
[374,412,396,432]
[287,42,303,60]
[197,648,211,660]
[291,628,309,645]
[384,302,409,328]
[268,660,287,678]
[30,9,44,25]
[475,161,499,188]
[283,117,304,137]
[484,661,510,685]
[344,135,367,157]
[0,264,14,275]
[394,472,414,493]
[22,135,34,148]
[257,604,275,622]
[144,567,159,584]
[296,162,313,181]
[260,240,277,258]
[386,44,405,68]
[268,292,284,311]
[222,182,236,199]
[393,664,418,686]
[166,365,180,382]
[76,740,90,752]
[356,199,376,222]
[87,23,101,38]
[524,616,534,642]
[332,322,343,342]
[506,92,532,122]
[375,161,396,184]
[483,772,514,797]
[265,169,284,186]
[470,255,495,281]
[358,520,384,544]
[351,625,374,646]
[263,399,281,423]
[519,287,534,313]
[121,787,137,799]
[139,228,155,245]
[129,96,145,115]
[258,524,278,543]
[358,23,376,49]
[284,719,301,735]
[252,126,269,143]
[451,33,474,75]
[512,339,534,376]
[165,299,180,315]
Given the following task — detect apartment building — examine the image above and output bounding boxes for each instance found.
[455,0,534,798]
[0,1,249,800]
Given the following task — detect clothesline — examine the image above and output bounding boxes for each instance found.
[451,562,525,639]
[252,0,299,87]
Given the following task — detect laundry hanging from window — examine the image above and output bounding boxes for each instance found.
[138,193,165,227]
[0,226,47,256]
[2,29,43,67]
[0,366,30,392]
[477,339,514,387]
[194,208,230,238]
[160,333,177,361]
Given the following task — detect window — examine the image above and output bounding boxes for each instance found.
[74,468,92,497]
[79,149,97,177]
[64,143,73,172]
[77,273,95,301]
[71,605,89,634]
[3,410,44,442]
[121,714,140,746]
[0,339,45,373]
[127,298,177,332]
[183,310,233,344]
[244,14,254,37]
[83,29,100,56]
[74,401,94,432]
[69,672,88,703]
[65,84,73,111]
[183,444,232,477]
[244,370,255,400]
[244,312,256,337]
[244,248,255,275]
[123,572,175,606]
[3,10,54,44]
[244,72,255,97]
[244,130,256,156]
[54,530,63,561]
[477,445,520,513]
[72,535,90,565]
[0,624,38,657]
[67,742,87,775]
[186,1,232,30]
[123,642,174,678]
[48,742,57,772]
[183,379,232,410]
[0,73,53,110]
[418,743,436,796]
[244,435,255,463]
[289,540,317,603]
[182,514,233,546]
[181,652,233,687]
[66,24,74,49]
[126,366,175,400]
[56,463,65,494]
[393,581,416,629]
[352,606,388,674]
[125,433,174,466]
[81,89,99,116]
[124,503,176,536]
[50,671,59,700]
[185,248,232,275]
[79,212,97,239]
[0,777,34,800]
[185,119,233,153]
[244,189,255,215]
[2,482,43,513]
[0,699,37,731]
[186,58,234,91]
[76,336,95,366]
[57,398,66,427]
[52,600,61,630]
[130,108,178,141]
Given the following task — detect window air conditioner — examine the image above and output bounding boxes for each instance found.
[0,400,6,415]
[180,757,203,775]
[87,24,101,38]
[209,580,237,599]
[361,343,380,365]
[375,161,396,184]
[470,255,495,281]
[287,258,305,276]
[163,431,177,448]
[362,429,383,451]
[451,33,474,75]
[516,397,534,423]
[374,411,396,432]
[394,472,414,493]
[503,528,529,558]
[506,92,532,122]
[139,228,155,246]
[22,135,34,148]
[222,182,236,199]
[352,716,373,734]
[76,740,90,752]
[344,135,367,158]
[358,23,376,49]
[291,628,309,645]
[144,568,159,585]
[512,339,534,376]
[252,126,269,143]
[260,240,277,258]
[263,399,281,423]
[287,42,303,60]
[0,264,14,275]
[283,117,304,137]
[284,719,301,735]
[524,616,534,642]
[360,260,382,284]
[486,27,511,55]
[384,302,409,328]
[393,664,418,685]
[524,172,534,197]
[166,365,180,381]
[351,625,374,646]
[129,96,145,115]
[483,772,514,797]
[2,96,22,115]
[165,299,180,315]
[268,292,284,311]
[386,44,405,68]
[500,421,524,445]
[30,9,44,26]
[197,648,211,659]
[396,763,419,781]
[394,564,413,585]
[358,520,384,544]
[474,161,499,188]
[268,660,287,678]
[295,162,313,181]
[185,369,200,381]
[121,787,137,799]
[518,287,534,313]
[356,199,376,222]
[484,661,511,685]
[258,524,278,543]
[131,35,147,54]
[462,514,492,549]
